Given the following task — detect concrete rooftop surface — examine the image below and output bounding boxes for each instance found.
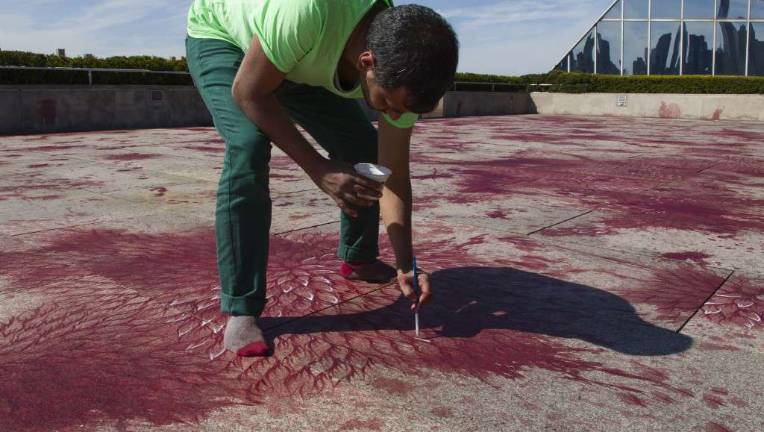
[1,115,763,432]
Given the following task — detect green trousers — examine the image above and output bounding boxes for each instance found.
[186,36,380,317]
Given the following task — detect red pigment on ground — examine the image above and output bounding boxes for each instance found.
[618,393,647,407]
[651,391,675,404]
[703,393,726,409]
[410,120,764,235]
[713,128,764,142]
[184,145,224,153]
[705,422,732,432]
[660,251,711,264]
[0,227,688,431]
[430,406,454,418]
[22,135,50,141]
[338,418,383,431]
[150,187,168,197]
[29,194,62,201]
[104,153,159,161]
[0,180,105,201]
[729,396,748,407]
[702,275,764,330]
[698,342,739,351]
[26,145,88,151]
[611,266,726,327]
[410,167,454,180]
[710,387,729,395]
[370,377,413,396]
[486,209,509,219]
[630,362,670,383]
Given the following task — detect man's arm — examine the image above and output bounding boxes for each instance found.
[378,116,431,308]
[232,36,382,216]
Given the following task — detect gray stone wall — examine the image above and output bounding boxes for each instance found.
[529,93,764,121]
[0,85,213,135]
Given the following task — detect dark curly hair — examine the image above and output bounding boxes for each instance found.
[367,4,459,114]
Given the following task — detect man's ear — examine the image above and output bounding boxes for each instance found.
[357,51,375,71]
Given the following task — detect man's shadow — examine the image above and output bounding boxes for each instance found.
[262,266,693,356]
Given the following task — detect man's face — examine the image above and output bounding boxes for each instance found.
[360,70,410,121]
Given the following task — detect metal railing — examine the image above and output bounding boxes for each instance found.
[0,65,189,85]
[450,81,553,92]
[1,66,545,91]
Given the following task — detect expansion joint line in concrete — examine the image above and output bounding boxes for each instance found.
[676,269,736,334]
[272,220,338,236]
[694,162,720,175]
[525,210,594,236]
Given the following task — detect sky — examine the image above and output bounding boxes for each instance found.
[0,0,614,75]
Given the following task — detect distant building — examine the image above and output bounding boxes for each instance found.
[555,0,764,76]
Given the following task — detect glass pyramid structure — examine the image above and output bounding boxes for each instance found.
[554,0,764,75]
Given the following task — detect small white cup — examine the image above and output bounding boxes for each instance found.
[354,163,392,184]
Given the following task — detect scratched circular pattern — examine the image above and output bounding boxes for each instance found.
[702,276,764,329]
[0,227,688,431]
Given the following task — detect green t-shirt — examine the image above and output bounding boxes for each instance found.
[187,0,418,129]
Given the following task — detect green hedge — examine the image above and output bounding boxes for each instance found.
[454,71,764,94]
[0,50,192,85]
[0,50,187,71]
[2,49,764,93]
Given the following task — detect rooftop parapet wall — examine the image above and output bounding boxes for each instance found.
[0,85,212,135]
[3,86,764,135]
[530,92,764,121]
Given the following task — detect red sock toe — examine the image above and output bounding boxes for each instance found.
[237,341,270,357]
[339,262,355,278]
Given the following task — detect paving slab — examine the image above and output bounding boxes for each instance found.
[1,115,763,432]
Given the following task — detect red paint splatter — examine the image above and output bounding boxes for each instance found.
[659,102,681,119]
[411,168,454,181]
[486,209,509,219]
[25,145,88,152]
[0,179,104,201]
[338,418,383,431]
[619,266,726,326]
[618,393,646,407]
[0,227,695,431]
[650,391,675,404]
[729,396,748,408]
[705,422,732,432]
[150,187,168,197]
[370,377,413,396]
[184,145,224,153]
[430,406,453,418]
[660,252,711,264]
[703,393,726,409]
[714,128,764,142]
[104,153,159,161]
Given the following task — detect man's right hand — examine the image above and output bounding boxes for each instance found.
[308,159,383,218]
